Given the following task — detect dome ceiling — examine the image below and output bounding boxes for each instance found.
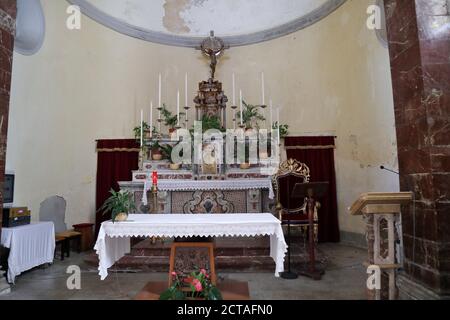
[68,0,347,47]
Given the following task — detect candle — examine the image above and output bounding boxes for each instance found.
[232,73,236,106]
[261,72,265,106]
[177,90,180,126]
[158,73,162,132]
[277,107,280,146]
[270,100,273,128]
[152,171,158,186]
[140,109,143,147]
[158,73,162,108]
[239,90,243,126]
[149,101,153,138]
[185,73,188,107]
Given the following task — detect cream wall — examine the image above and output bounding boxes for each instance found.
[6,0,399,235]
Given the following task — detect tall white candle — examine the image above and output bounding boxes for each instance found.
[232,73,236,106]
[177,90,180,126]
[158,73,162,108]
[185,73,188,107]
[270,100,273,128]
[140,109,143,147]
[277,107,280,146]
[239,90,243,126]
[149,101,153,138]
[261,72,265,106]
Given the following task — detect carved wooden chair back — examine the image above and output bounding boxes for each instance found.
[272,159,311,217]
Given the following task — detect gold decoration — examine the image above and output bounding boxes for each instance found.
[276,159,310,182]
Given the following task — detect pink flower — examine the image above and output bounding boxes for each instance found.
[171,272,177,278]
[200,269,207,275]
[192,279,203,292]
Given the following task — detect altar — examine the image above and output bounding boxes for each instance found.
[95,213,287,280]
[112,33,284,274]
[119,177,275,214]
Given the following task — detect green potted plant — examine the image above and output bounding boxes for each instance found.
[160,143,182,170]
[272,121,289,138]
[98,189,136,223]
[151,140,163,160]
[161,104,184,134]
[133,122,151,140]
[200,114,225,132]
[160,269,222,300]
[237,101,266,130]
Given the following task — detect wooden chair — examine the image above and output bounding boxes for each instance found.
[39,196,82,259]
[168,242,217,287]
[272,159,321,278]
[272,159,319,233]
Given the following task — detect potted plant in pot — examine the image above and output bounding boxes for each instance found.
[99,189,136,223]
[160,143,182,170]
[272,121,289,138]
[237,101,266,131]
[151,140,163,160]
[133,122,152,140]
[161,104,184,135]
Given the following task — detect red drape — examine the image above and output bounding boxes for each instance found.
[95,139,139,236]
[284,136,340,242]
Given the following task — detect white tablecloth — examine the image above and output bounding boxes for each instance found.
[142,178,275,205]
[95,213,287,280]
[1,222,55,283]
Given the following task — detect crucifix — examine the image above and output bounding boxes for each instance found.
[199,31,228,79]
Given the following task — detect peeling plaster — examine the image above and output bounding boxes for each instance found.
[162,0,191,34]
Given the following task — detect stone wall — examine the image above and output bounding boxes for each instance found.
[384,0,450,297]
[0,0,16,239]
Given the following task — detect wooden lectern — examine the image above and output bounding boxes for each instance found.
[349,192,412,300]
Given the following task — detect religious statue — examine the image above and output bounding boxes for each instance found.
[200,31,227,79]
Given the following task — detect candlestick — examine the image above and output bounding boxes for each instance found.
[150,101,153,138]
[261,72,265,106]
[232,73,236,106]
[239,90,243,126]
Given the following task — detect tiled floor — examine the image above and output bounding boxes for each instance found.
[0,243,367,300]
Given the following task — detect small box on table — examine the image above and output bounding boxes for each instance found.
[2,207,31,228]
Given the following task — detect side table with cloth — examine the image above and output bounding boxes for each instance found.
[95,213,287,280]
[1,222,55,283]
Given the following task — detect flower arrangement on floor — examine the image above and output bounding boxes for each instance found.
[159,269,223,300]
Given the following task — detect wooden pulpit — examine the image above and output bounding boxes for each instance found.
[349,192,413,300]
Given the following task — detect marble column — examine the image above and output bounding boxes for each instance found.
[0,0,16,295]
[384,0,450,298]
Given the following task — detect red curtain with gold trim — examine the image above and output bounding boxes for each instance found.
[95,139,139,236]
[284,136,340,242]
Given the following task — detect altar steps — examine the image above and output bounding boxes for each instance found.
[84,237,326,273]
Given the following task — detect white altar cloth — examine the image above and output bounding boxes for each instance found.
[1,222,55,284]
[95,213,287,280]
[142,178,274,205]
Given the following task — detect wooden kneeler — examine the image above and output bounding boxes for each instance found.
[168,242,217,287]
